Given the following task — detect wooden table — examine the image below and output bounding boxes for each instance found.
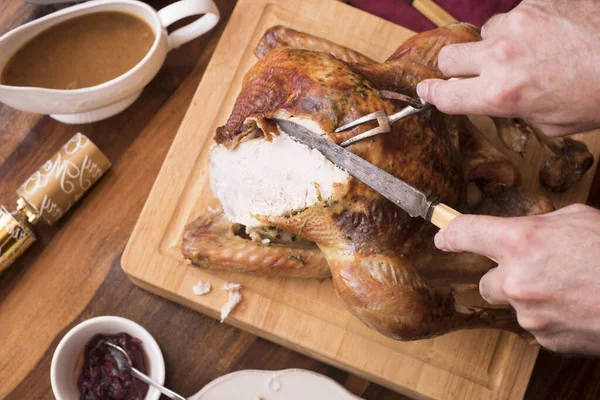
[1,1,600,399]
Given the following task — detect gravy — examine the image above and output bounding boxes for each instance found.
[1,12,154,90]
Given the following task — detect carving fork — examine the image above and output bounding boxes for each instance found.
[335,90,432,147]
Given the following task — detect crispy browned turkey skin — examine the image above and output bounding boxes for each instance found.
[253,25,594,190]
[183,24,561,341]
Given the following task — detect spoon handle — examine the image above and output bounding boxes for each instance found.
[131,367,186,400]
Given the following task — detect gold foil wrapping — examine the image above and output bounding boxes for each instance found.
[0,206,36,273]
[16,133,111,225]
[1,133,110,273]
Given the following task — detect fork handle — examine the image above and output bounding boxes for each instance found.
[387,102,431,125]
[430,203,498,263]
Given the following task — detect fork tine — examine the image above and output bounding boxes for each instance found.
[334,111,384,133]
[340,125,388,147]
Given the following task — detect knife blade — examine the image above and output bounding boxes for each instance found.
[274,118,462,227]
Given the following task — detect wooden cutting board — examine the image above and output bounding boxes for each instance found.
[122,0,600,398]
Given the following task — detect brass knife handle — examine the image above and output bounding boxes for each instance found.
[430,203,461,230]
[430,203,498,263]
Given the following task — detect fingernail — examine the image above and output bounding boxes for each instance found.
[417,81,429,100]
[434,232,447,250]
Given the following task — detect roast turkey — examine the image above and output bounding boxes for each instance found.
[182,24,588,341]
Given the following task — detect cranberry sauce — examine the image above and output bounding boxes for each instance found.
[77,332,149,400]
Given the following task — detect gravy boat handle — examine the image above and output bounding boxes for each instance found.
[158,0,220,50]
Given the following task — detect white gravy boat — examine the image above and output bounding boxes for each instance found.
[0,0,219,124]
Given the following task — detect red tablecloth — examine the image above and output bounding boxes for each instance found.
[348,0,519,32]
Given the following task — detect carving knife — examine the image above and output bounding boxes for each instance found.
[273,118,461,230]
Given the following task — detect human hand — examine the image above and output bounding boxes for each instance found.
[416,0,600,137]
[434,204,600,354]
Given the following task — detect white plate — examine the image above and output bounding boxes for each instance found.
[189,369,363,400]
[24,0,80,4]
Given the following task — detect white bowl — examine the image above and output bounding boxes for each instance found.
[50,315,165,400]
[0,0,219,124]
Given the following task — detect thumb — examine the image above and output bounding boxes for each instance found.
[416,78,494,116]
[434,214,514,260]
